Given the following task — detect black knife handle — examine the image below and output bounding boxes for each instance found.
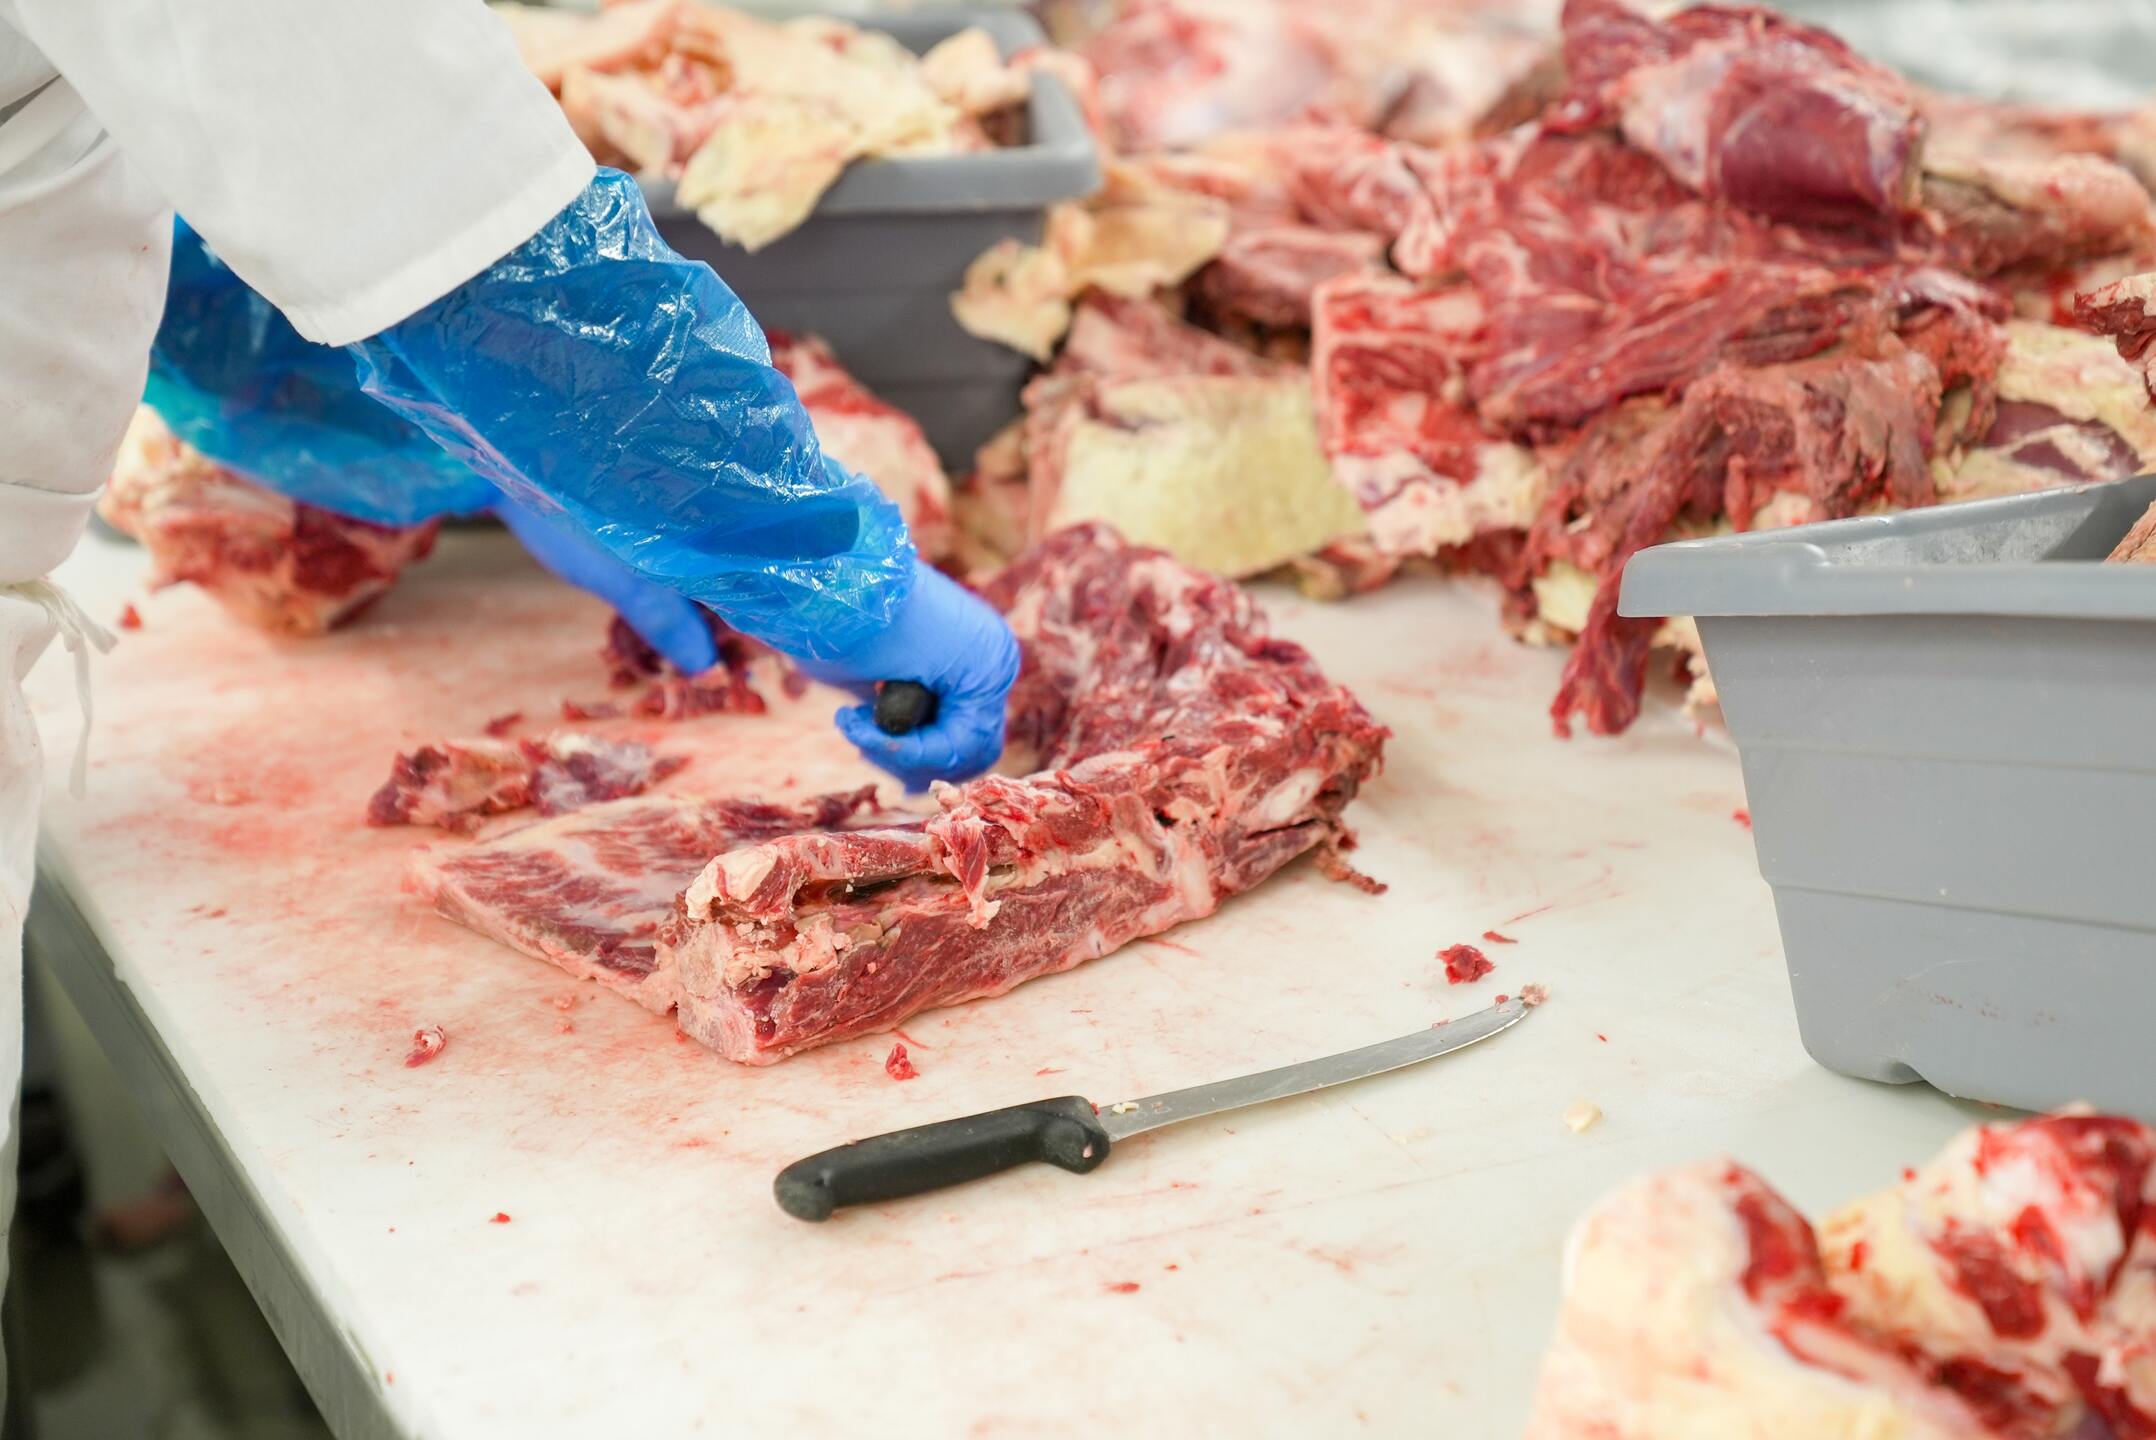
[873,680,938,736]
[774,1096,1111,1222]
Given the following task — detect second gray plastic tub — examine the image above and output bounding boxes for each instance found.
[1621,477,2156,1118]
[643,10,1100,471]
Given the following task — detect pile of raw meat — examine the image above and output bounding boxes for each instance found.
[492,0,1035,249]
[107,334,951,638]
[416,525,1389,1064]
[1531,1110,2156,1439]
[952,0,2156,734]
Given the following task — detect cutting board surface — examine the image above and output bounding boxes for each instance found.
[29,530,1981,1437]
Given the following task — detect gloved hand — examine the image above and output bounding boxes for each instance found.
[343,168,1013,789]
[346,169,913,664]
[804,562,1019,792]
[493,496,718,675]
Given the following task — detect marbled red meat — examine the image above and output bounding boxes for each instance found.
[1538,345,1948,735]
[666,526,1387,1062]
[415,788,884,1015]
[414,529,1384,1061]
[1552,0,1924,227]
[368,733,687,833]
[1298,1,2152,736]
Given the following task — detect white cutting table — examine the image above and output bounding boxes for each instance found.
[25,525,1985,1438]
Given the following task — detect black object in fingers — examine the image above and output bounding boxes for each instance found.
[874,680,938,736]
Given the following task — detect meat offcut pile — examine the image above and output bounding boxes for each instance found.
[416,526,1387,1063]
[1532,1111,2156,1439]
[951,0,2156,734]
[492,0,1035,250]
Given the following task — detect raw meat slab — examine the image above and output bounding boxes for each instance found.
[417,788,880,1016]
[669,525,1388,1062]
[419,526,1387,1062]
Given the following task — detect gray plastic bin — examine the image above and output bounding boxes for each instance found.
[1622,476,2156,1118]
[642,10,1100,471]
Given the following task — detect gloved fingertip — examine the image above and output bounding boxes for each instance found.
[620,595,718,675]
[655,620,721,677]
[835,704,882,749]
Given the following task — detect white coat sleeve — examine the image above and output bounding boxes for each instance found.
[7,0,596,346]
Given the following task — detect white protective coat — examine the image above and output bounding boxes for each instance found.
[0,0,596,1359]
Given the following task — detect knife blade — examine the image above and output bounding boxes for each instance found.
[773,995,1534,1222]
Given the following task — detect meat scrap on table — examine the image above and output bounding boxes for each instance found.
[1529,1110,2156,1439]
[368,734,686,834]
[950,0,2156,736]
[413,525,1388,1064]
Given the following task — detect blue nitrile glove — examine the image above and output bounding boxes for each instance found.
[808,561,1020,791]
[493,496,718,675]
[344,168,1020,787]
[146,220,495,526]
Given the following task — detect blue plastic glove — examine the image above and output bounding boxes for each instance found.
[493,496,718,675]
[146,220,495,526]
[345,168,914,663]
[805,562,1020,792]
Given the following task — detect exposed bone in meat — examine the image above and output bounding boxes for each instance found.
[99,408,437,638]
